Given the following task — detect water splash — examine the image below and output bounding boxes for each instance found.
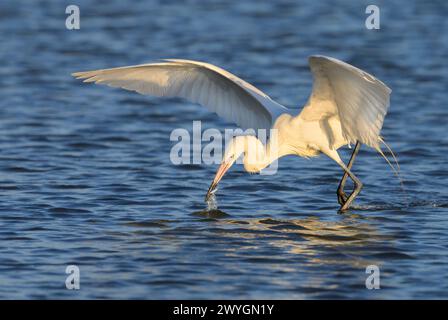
[206,190,218,211]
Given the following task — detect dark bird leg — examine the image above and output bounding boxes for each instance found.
[337,141,361,206]
[339,168,363,212]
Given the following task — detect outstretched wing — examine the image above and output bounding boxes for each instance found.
[73,59,289,131]
[299,55,391,149]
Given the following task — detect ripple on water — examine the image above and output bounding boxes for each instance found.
[0,0,448,300]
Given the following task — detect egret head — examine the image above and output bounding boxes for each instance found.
[205,136,268,201]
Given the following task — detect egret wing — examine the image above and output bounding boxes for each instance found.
[300,55,391,149]
[73,59,289,131]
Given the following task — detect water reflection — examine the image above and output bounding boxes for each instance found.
[205,214,388,266]
[135,212,397,298]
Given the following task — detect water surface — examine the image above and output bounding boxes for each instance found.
[0,0,447,299]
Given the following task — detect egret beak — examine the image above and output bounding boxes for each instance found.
[205,160,232,201]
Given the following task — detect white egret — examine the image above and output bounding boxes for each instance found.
[72,55,395,211]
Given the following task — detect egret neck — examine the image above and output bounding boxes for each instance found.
[205,135,288,201]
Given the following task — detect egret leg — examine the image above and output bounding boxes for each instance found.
[323,148,364,212]
[338,164,363,212]
[337,141,361,205]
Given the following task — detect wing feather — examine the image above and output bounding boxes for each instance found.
[73,60,290,131]
[300,55,391,149]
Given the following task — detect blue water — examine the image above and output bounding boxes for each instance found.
[0,0,448,299]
